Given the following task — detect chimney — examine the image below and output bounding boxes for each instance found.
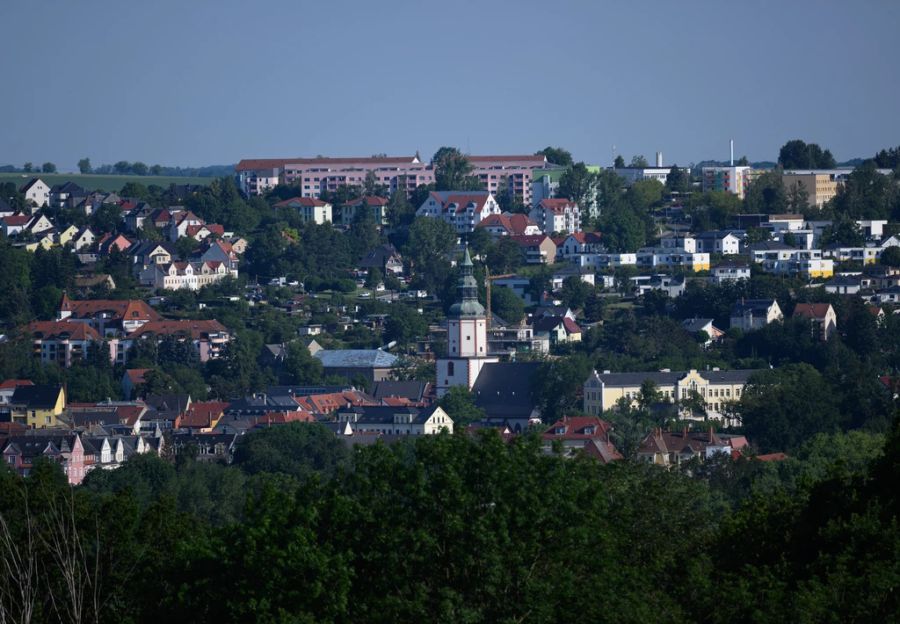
[656,152,663,167]
[730,139,734,167]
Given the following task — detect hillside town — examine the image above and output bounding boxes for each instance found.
[2,143,899,484]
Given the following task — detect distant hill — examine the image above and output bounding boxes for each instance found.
[0,164,236,177]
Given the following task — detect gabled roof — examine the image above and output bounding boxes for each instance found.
[274,196,330,208]
[542,416,612,441]
[180,401,230,429]
[19,177,46,192]
[9,385,63,409]
[127,320,228,340]
[0,379,34,390]
[427,191,491,214]
[371,380,430,402]
[472,362,542,418]
[343,195,389,207]
[509,234,554,247]
[792,303,834,320]
[731,299,779,315]
[538,198,578,214]
[61,297,162,323]
[477,213,539,236]
[27,320,101,341]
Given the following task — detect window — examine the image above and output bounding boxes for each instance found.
[447,361,455,376]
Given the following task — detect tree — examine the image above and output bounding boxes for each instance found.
[485,237,522,274]
[665,164,690,193]
[404,217,456,295]
[432,147,482,191]
[386,189,414,228]
[232,422,349,480]
[613,154,625,168]
[880,246,900,267]
[785,180,810,212]
[738,364,843,453]
[778,139,836,169]
[744,170,787,214]
[630,155,649,168]
[557,163,596,210]
[598,204,647,252]
[535,147,573,168]
[363,170,388,197]
[638,379,663,411]
[532,354,594,422]
[560,276,592,310]
[384,304,428,346]
[150,164,163,176]
[437,386,485,427]
[77,158,92,174]
[490,286,524,324]
[41,162,56,173]
[819,215,864,246]
[282,342,324,385]
[23,162,32,173]
[364,267,383,289]
[113,161,131,175]
[131,162,148,176]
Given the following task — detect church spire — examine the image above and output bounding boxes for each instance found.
[449,244,485,318]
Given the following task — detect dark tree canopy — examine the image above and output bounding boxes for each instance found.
[778,139,837,169]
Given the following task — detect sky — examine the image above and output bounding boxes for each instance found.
[1,0,899,170]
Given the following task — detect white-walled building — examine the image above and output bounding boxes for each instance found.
[529,199,581,235]
[20,178,50,208]
[435,248,499,397]
[417,191,501,233]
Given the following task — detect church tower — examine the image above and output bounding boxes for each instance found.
[436,246,499,398]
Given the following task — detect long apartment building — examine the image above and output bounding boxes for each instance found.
[781,168,894,208]
[235,154,549,204]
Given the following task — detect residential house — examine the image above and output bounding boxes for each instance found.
[97,233,132,255]
[359,244,404,275]
[530,198,581,235]
[68,226,96,251]
[171,433,239,463]
[823,274,862,295]
[1,214,32,237]
[730,299,783,331]
[792,303,837,341]
[196,239,240,275]
[637,428,748,467]
[532,315,582,345]
[556,231,604,260]
[58,294,162,336]
[20,177,50,208]
[274,197,333,224]
[636,248,710,272]
[142,261,231,291]
[749,241,834,279]
[711,261,751,284]
[371,380,433,407]
[49,182,86,209]
[0,385,67,429]
[121,368,151,399]
[2,434,86,484]
[0,379,33,405]
[476,213,541,238]
[509,234,557,264]
[416,191,501,233]
[178,401,230,432]
[335,405,453,435]
[166,210,204,241]
[126,320,230,362]
[26,320,112,367]
[342,196,390,226]
[681,318,724,346]
[541,416,620,461]
[73,273,116,294]
[695,230,742,255]
[630,274,685,298]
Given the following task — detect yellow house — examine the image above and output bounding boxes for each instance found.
[58,224,79,246]
[6,385,67,428]
[583,368,759,426]
[25,234,55,252]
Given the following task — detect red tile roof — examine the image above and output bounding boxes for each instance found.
[60,297,161,323]
[756,452,789,462]
[542,416,612,441]
[792,303,834,320]
[478,213,539,236]
[344,195,389,207]
[539,198,578,214]
[125,369,151,385]
[27,320,101,341]
[0,379,34,390]
[180,401,229,429]
[127,320,228,340]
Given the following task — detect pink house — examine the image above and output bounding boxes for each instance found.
[2,434,87,484]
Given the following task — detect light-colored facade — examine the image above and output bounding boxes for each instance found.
[730,299,783,331]
[583,369,757,425]
[417,191,500,233]
[749,243,834,278]
[436,249,499,398]
[701,166,760,199]
[20,178,50,208]
[274,197,333,224]
[636,249,711,272]
[530,199,581,235]
[711,263,751,284]
[336,405,453,435]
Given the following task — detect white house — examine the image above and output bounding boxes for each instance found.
[20,178,50,208]
[416,191,501,233]
[529,199,580,235]
[730,299,783,331]
[274,197,333,224]
[711,262,751,284]
[335,405,453,435]
[695,231,741,255]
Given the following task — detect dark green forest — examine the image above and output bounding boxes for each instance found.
[0,421,897,623]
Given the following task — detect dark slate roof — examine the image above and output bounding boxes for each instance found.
[594,369,758,387]
[314,349,399,369]
[0,198,11,212]
[266,385,351,397]
[337,404,439,425]
[472,362,541,419]
[359,244,401,269]
[10,385,62,409]
[50,181,85,194]
[371,380,429,402]
[731,299,778,315]
[681,318,715,333]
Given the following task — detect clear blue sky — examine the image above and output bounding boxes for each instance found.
[2,0,898,170]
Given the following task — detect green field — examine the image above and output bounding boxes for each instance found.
[0,172,215,193]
